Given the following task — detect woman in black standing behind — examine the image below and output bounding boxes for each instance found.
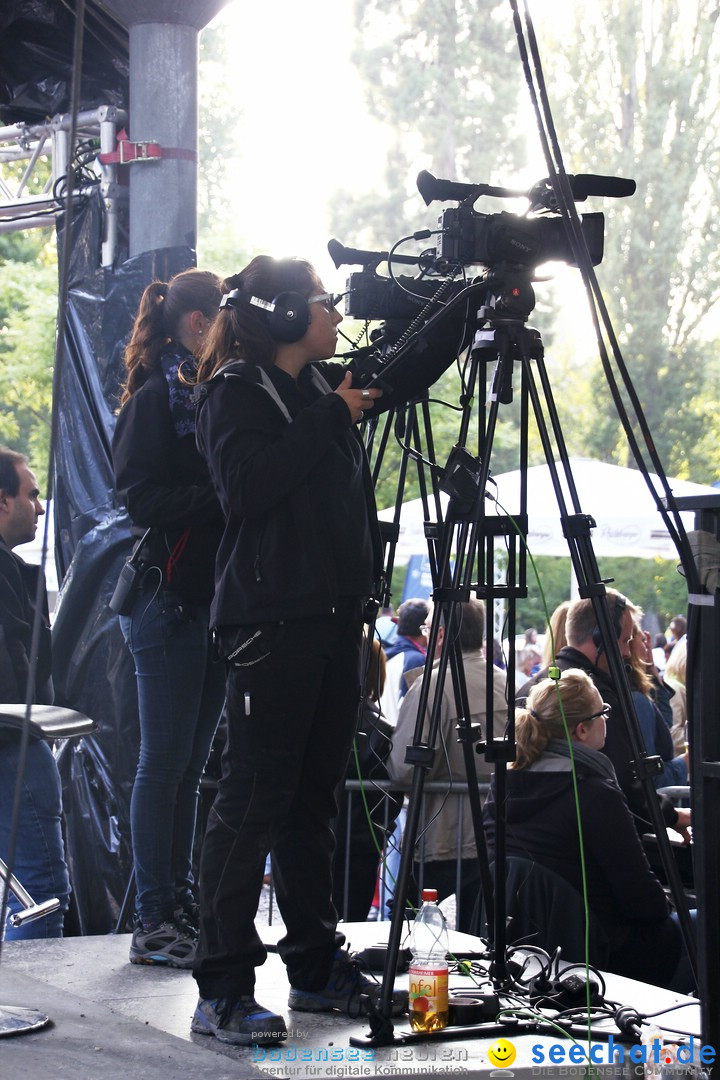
[112,268,226,968]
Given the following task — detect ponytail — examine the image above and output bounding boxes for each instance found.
[120,268,222,405]
[120,281,169,404]
[512,669,599,770]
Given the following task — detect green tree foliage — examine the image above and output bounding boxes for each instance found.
[331,0,527,246]
[0,224,57,483]
[197,22,252,273]
[340,1,535,509]
[514,555,688,635]
[539,0,720,483]
[347,0,714,628]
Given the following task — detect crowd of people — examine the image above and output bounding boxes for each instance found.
[0,255,698,1046]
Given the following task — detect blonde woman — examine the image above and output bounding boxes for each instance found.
[483,669,688,989]
[664,635,688,754]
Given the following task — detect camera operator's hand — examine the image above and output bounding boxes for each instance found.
[334,371,383,424]
[671,807,692,845]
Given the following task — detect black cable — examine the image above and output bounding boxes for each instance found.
[0,0,87,968]
[508,0,698,989]
[509,0,699,591]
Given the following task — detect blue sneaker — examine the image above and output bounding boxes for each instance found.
[191,996,287,1046]
[288,948,408,1018]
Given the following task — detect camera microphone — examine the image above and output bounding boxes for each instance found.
[567,174,636,200]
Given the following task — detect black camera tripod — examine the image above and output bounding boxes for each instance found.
[351,266,697,1048]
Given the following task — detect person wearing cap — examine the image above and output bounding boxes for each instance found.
[380,597,430,721]
[388,599,507,933]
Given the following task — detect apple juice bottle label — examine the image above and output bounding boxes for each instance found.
[408,963,449,1031]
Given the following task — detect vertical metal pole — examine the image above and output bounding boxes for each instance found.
[100,0,230,256]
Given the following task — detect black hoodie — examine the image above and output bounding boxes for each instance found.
[483,758,671,946]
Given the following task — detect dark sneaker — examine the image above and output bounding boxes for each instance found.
[174,902,200,937]
[288,948,408,1018]
[191,996,287,1046]
[129,919,196,969]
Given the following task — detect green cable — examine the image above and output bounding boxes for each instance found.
[497,501,595,1049]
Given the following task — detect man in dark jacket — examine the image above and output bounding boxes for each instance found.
[0,446,70,937]
[518,588,690,838]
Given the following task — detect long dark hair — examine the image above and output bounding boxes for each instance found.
[196,256,317,382]
[120,268,222,404]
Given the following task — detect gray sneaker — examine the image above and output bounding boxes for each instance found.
[191,996,287,1046]
[288,948,408,1018]
[129,919,196,969]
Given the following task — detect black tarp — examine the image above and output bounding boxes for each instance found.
[51,188,194,933]
[0,0,128,124]
[0,0,202,936]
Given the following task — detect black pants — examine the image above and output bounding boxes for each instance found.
[193,600,363,999]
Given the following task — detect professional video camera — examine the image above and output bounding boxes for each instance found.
[435,202,605,268]
[415,169,615,269]
[327,238,465,322]
[329,167,637,324]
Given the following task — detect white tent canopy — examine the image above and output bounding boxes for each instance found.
[377,457,718,563]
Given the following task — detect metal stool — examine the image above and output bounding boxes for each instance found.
[0,704,97,1038]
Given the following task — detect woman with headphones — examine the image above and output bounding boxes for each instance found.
[112,268,227,968]
[189,255,466,1046]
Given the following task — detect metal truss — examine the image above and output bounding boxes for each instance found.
[0,105,127,267]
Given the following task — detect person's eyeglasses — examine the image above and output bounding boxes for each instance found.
[308,292,341,313]
[586,703,612,723]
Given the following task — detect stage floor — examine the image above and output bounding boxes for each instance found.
[0,920,702,1080]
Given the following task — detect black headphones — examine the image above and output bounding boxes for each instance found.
[591,593,627,651]
[219,289,310,343]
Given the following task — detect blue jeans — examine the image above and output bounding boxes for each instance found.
[120,587,225,926]
[0,737,70,939]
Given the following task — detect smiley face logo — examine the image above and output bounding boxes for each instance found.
[488,1038,517,1068]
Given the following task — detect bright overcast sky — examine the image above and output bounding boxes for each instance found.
[207,0,574,292]
[207,0,389,288]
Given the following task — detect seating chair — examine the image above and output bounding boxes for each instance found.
[488,855,608,967]
[0,704,96,1038]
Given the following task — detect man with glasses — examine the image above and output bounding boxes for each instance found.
[0,446,70,938]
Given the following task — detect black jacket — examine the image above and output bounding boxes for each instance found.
[0,537,52,710]
[195,330,466,628]
[483,763,671,947]
[518,647,679,830]
[196,360,380,626]
[112,347,224,605]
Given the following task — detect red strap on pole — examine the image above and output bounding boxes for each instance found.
[98,128,197,165]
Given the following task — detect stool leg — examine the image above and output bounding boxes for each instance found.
[113,868,136,934]
[0,856,61,928]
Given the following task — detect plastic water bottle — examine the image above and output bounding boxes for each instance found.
[408,888,449,1032]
